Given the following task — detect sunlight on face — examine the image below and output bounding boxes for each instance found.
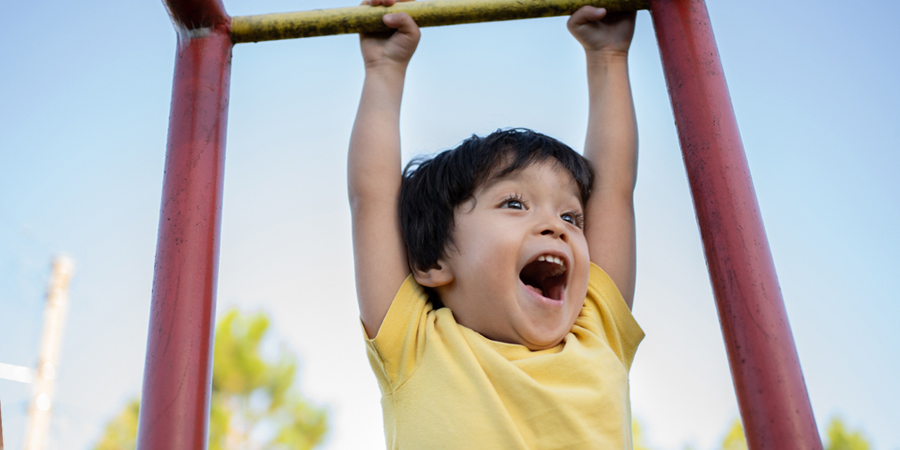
[427,161,591,350]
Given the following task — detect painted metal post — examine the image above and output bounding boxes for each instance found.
[137,1,231,449]
[649,0,821,448]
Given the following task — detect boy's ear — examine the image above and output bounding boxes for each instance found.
[412,260,454,288]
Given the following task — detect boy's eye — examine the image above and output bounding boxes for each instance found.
[561,212,584,228]
[499,195,527,210]
[503,199,525,209]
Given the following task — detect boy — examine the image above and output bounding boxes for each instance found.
[348,1,642,448]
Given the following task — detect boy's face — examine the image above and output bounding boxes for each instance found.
[420,161,591,351]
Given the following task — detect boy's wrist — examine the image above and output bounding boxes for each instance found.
[584,50,630,77]
[361,63,408,103]
[584,48,629,66]
[364,58,411,77]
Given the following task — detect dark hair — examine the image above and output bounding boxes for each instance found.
[399,128,594,288]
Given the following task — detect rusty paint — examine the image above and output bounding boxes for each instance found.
[231,0,650,43]
[650,0,821,448]
[136,2,232,449]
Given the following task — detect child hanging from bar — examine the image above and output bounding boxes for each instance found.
[348,0,642,448]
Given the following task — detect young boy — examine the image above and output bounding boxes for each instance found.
[348,1,643,448]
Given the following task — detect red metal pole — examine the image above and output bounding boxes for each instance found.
[648,1,821,448]
[137,1,231,449]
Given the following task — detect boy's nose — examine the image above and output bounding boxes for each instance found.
[539,220,567,241]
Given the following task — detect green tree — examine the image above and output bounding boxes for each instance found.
[719,418,747,450]
[712,416,872,450]
[93,398,140,450]
[825,417,871,450]
[633,417,654,450]
[93,308,327,450]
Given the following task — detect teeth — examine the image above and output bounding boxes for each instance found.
[536,255,566,275]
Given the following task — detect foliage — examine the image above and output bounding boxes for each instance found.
[719,418,747,450]
[93,398,140,450]
[630,415,873,450]
[95,309,875,450]
[825,417,871,450]
[633,417,654,450]
[92,308,327,450]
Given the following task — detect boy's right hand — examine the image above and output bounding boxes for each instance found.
[360,0,421,71]
[567,6,635,57]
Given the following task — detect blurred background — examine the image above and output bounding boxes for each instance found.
[1,0,898,449]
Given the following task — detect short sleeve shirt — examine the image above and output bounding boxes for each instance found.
[365,263,644,450]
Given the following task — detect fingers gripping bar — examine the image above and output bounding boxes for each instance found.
[230,0,649,43]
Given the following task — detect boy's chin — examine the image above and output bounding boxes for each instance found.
[522,339,564,352]
[520,331,568,351]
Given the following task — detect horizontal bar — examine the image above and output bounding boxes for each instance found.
[231,0,649,43]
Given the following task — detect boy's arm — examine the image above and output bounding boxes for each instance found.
[348,1,420,338]
[568,7,639,309]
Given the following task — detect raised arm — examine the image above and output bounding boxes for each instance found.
[567,7,638,309]
[348,0,420,337]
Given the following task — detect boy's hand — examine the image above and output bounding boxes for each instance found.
[567,6,635,56]
[360,0,421,70]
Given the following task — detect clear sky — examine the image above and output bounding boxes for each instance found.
[1,0,898,449]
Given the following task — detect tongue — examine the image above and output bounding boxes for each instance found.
[525,284,544,296]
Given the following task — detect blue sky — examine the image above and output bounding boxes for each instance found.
[1,0,898,449]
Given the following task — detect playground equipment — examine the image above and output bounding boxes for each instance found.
[140,0,822,449]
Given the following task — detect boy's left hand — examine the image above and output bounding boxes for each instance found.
[567,6,636,56]
[359,0,420,71]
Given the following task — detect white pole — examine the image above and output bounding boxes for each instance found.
[23,256,75,450]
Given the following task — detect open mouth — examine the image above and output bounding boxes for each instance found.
[519,254,568,301]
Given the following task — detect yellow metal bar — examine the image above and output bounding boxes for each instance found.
[231,0,649,44]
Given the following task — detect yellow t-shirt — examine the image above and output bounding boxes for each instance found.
[365,263,644,450]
